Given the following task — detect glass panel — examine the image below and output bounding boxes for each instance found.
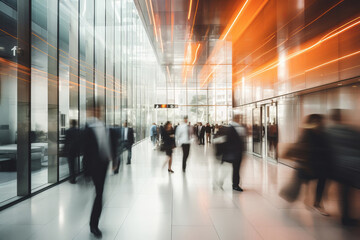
[253,108,262,156]
[0,0,18,203]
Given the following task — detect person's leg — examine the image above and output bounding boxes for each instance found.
[90,163,108,229]
[168,155,173,172]
[315,177,326,206]
[182,144,190,171]
[232,160,240,188]
[127,144,132,164]
[341,184,352,224]
[68,155,75,183]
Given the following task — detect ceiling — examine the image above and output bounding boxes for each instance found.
[134,0,238,84]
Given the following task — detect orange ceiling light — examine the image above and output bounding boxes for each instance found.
[188,0,193,20]
[149,0,158,42]
[237,16,360,79]
[158,22,164,52]
[221,0,250,40]
[145,0,152,24]
[192,43,201,64]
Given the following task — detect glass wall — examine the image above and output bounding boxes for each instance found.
[154,41,233,125]
[0,0,161,207]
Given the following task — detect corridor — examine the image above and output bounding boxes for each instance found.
[0,140,359,240]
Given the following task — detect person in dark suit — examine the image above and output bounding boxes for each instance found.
[82,104,113,238]
[111,125,121,174]
[205,123,212,143]
[222,114,245,191]
[64,119,80,184]
[198,122,205,145]
[120,120,134,165]
[162,121,175,173]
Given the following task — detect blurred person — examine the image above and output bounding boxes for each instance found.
[281,114,331,216]
[162,121,175,173]
[83,103,113,238]
[205,123,212,143]
[301,114,331,215]
[218,114,246,191]
[198,122,205,145]
[214,124,220,135]
[150,123,157,149]
[111,125,122,174]
[64,119,80,184]
[174,123,180,133]
[159,123,164,141]
[193,124,198,143]
[326,109,360,226]
[175,116,191,172]
[120,120,134,165]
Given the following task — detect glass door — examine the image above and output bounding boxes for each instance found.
[252,107,262,156]
[264,103,278,162]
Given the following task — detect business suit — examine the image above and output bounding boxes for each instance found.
[222,123,245,189]
[198,126,205,145]
[82,118,112,231]
[111,127,121,174]
[64,126,80,183]
[120,127,134,164]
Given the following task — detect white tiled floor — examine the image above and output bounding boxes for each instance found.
[0,140,359,240]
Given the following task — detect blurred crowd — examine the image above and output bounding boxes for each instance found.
[63,106,359,237]
[281,109,360,226]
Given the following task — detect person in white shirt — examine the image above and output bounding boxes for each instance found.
[175,116,192,172]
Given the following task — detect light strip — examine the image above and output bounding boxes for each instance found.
[241,16,360,79]
[305,50,360,72]
[145,0,152,24]
[159,25,164,52]
[221,0,249,40]
[149,0,158,42]
[167,66,172,82]
[192,43,201,64]
[188,0,193,20]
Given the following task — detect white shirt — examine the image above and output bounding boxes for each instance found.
[123,127,128,141]
[175,123,191,146]
[198,126,202,135]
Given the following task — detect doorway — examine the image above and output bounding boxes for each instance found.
[252,103,278,162]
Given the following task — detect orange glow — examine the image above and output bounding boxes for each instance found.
[149,0,158,42]
[145,0,152,25]
[192,43,201,65]
[0,28,17,40]
[221,0,249,40]
[188,0,193,20]
[305,50,360,72]
[158,23,164,53]
[237,16,360,80]
[171,12,174,42]
[189,0,199,40]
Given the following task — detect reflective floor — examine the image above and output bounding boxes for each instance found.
[0,140,359,240]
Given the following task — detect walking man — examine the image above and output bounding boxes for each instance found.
[175,116,192,172]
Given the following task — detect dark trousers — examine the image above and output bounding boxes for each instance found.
[182,144,190,171]
[90,161,108,228]
[315,177,326,205]
[341,184,351,221]
[120,142,132,164]
[68,155,76,182]
[206,133,211,143]
[199,135,205,144]
[232,156,242,188]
